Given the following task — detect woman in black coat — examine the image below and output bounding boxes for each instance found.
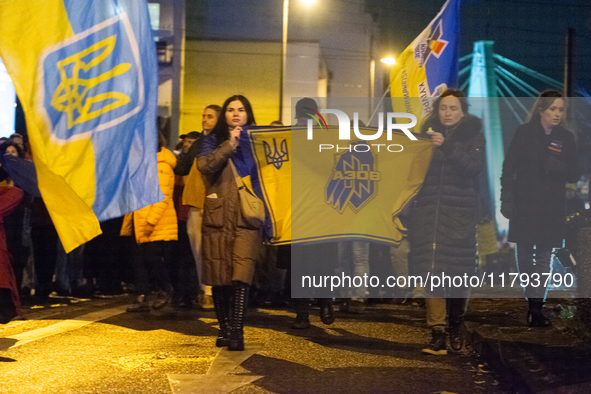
[500,90,579,327]
[408,90,485,355]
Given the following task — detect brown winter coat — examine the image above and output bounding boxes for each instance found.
[197,137,259,286]
[121,148,178,243]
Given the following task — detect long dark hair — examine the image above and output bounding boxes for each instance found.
[0,141,24,158]
[528,89,565,125]
[210,95,256,143]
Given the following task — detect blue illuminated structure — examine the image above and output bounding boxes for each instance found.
[460,41,590,237]
[466,41,506,233]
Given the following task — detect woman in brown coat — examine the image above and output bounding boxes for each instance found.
[197,95,260,351]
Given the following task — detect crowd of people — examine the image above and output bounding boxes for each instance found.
[0,89,587,356]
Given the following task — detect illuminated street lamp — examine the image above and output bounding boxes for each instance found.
[368,56,397,125]
[381,57,396,66]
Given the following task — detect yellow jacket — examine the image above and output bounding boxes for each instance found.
[121,148,178,243]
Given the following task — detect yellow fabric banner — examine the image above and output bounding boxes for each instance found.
[241,126,433,245]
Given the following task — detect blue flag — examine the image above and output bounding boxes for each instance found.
[0,0,162,251]
[390,0,461,123]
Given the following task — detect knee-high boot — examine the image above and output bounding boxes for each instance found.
[228,281,249,351]
[212,286,231,347]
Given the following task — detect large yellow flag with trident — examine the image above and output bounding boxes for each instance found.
[390,0,461,126]
[233,125,434,246]
[0,1,162,252]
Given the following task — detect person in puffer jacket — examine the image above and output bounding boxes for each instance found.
[121,132,178,312]
[408,90,486,356]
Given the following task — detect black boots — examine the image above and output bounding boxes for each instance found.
[228,281,249,351]
[212,286,231,347]
[448,320,464,353]
[422,327,447,355]
[213,282,250,350]
[319,299,335,325]
[447,298,467,352]
[527,298,551,327]
[292,299,311,329]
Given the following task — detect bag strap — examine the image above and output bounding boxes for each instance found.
[228,159,244,189]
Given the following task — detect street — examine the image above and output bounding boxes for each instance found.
[0,297,502,393]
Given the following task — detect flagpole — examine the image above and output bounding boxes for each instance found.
[280,0,289,124]
[367,85,390,126]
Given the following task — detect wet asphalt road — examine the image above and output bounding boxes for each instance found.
[0,297,503,393]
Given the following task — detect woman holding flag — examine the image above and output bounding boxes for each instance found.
[408,89,485,355]
[197,95,260,351]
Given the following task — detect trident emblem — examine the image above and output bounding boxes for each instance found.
[263,138,289,170]
[51,35,132,129]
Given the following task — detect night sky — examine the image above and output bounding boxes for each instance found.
[367,0,591,92]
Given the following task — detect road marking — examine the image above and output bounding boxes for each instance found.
[168,343,264,394]
[168,375,262,394]
[207,344,263,376]
[3,306,126,349]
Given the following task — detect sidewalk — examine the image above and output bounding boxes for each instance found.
[466,297,591,393]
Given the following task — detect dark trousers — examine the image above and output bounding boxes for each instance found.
[31,224,58,296]
[84,217,130,294]
[131,240,172,295]
[0,288,15,324]
[5,207,27,291]
[170,221,197,301]
[516,243,553,300]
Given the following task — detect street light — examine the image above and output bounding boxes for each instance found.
[368,56,397,125]
[381,57,396,66]
[300,0,316,5]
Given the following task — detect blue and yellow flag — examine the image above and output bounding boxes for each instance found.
[235,126,292,244]
[390,0,461,125]
[235,126,433,245]
[0,0,161,252]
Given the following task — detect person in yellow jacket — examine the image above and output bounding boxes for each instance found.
[122,133,178,312]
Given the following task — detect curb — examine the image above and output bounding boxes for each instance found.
[469,329,533,394]
[469,325,591,394]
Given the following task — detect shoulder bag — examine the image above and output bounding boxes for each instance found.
[229,160,265,229]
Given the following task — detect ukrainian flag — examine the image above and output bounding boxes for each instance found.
[235,126,292,244]
[0,0,162,252]
[390,0,461,127]
[235,126,433,246]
